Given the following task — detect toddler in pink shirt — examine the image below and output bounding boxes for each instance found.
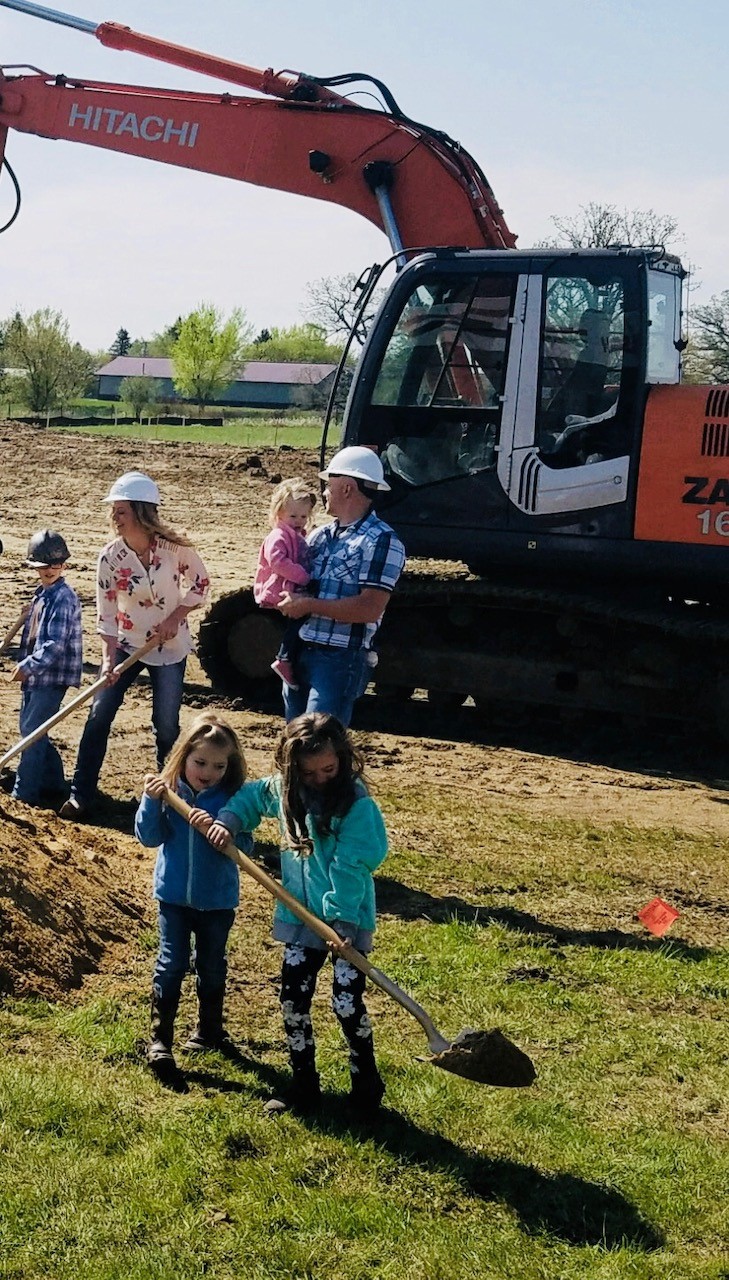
[254,478,317,688]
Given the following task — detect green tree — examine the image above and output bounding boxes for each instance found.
[110,327,132,357]
[688,292,729,383]
[4,308,94,413]
[303,272,385,346]
[171,304,251,411]
[243,323,344,364]
[129,318,184,358]
[121,375,162,421]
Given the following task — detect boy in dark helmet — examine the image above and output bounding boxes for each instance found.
[11,530,82,807]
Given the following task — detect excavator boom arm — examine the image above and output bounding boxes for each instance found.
[0,3,516,250]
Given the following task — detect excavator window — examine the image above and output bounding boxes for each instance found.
[537,268,638,468]
[370,272,516,488]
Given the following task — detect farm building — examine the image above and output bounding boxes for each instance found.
[95,357,338,409]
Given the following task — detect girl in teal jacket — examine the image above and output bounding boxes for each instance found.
[204,712,388,1117]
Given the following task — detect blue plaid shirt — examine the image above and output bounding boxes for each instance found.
[299,509,406,651]
[17,577,83,688]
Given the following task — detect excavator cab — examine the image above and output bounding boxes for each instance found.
[343,247,685,579]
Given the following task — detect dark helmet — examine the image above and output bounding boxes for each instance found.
[26,529,70,567]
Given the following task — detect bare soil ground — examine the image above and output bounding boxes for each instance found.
[0,423,727,1001]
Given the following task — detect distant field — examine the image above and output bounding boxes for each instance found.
[55,417,326,451]
[1,401,328,450]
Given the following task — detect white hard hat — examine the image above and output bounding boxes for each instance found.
[102,471,161,505]
[320,446,390,492]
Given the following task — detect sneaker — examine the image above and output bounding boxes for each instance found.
[58,797,87,821]
[271,658,299,689]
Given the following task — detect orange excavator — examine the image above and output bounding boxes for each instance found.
[1,2,727,735]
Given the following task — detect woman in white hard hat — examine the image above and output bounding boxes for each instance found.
[60,472,210,820]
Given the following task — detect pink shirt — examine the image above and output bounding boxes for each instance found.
[254,523,310,608]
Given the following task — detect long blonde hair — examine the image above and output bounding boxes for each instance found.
[110,499,194,547]
[161,713,247,794]
[268,478,317,530]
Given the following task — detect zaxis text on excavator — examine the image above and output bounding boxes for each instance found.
[0,0,727,736]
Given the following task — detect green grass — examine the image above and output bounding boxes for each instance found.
[53,417,325,450]
[1,801,728,1279]
[3,401,327,449]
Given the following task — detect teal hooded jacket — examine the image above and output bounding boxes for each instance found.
[218,775,387,941]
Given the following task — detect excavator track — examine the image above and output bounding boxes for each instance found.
[197,572,729,737]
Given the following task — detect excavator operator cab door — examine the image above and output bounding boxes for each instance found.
[500,253,645,527]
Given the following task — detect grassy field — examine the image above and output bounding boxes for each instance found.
[2,404,326,451]
[1,792,727,1280]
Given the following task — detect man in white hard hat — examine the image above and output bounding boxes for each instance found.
[278,446,406,726]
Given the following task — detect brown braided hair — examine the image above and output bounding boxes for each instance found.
[274,712,366,856]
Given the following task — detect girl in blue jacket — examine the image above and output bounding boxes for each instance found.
[202,712,388,1117]
[135,713,253,1074]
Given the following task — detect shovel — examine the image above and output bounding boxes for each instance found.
[164,788,536,1088]
[0,609,30,656]
[0,636,160,771]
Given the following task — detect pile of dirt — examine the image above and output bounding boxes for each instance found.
[0,796,151,1000]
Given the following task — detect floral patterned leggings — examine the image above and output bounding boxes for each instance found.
[280,943,377,1078]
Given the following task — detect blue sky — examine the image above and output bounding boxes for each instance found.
[0,0,727,350]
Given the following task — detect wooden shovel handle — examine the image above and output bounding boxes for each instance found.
[0,610,29,656]
[0,635,160,770]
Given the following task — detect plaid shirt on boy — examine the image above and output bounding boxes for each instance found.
[298,509,406,652]
[17,577,83,688]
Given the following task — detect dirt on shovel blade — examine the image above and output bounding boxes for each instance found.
[431,1028,536,1087]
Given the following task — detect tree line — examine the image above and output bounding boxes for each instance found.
[3,207,729,414]
[0,272,374,416]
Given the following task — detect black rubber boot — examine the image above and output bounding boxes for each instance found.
[348,1062,385,1120]
[265,1068,321,1116]
[147,992,179,1072]
[183,987,237,1055]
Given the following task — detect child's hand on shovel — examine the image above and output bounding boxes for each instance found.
[198,817,232,850]
[188,807,217,836]
[327,925,354,956]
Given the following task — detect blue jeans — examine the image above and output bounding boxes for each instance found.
[12,684,67,803]
[282,643,369,728]
[153,901,235,1003]
[70,650,186,807]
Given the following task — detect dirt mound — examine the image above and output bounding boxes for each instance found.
[0,797,151,1000]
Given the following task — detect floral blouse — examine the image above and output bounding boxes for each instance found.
[96,535,211,666]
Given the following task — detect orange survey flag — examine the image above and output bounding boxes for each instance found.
[637,897,680,938]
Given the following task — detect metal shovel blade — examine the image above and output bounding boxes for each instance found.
[427,1027,537,1087]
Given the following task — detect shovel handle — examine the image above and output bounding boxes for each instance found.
[0,635,160,770]
[0,610,29,656]
[163,788,447,1047]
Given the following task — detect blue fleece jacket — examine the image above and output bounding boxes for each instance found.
[135,779,253,910]
[218,774,387,939]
